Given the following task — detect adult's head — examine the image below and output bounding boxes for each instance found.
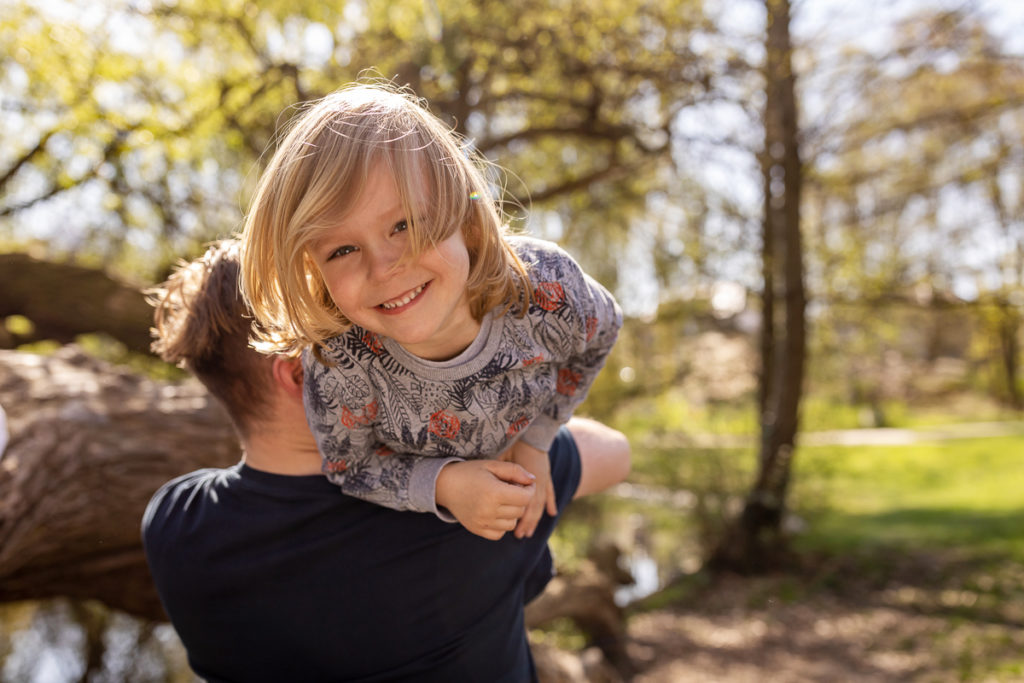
[149,239,269,437]
[148,239,315,476]
[239,80,530,356]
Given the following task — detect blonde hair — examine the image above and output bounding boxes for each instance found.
[240,81,531,355]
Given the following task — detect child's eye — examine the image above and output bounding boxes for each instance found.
[392,220,408,234]
[327,245,358,260]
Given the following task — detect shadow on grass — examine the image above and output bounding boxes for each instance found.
[802,506,1024,561]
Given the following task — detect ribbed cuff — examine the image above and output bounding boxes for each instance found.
[409,456,463,521]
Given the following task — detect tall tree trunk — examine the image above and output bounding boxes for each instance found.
[709,0,806,572]
[996,301,1022,410]
[988,166,1023,411]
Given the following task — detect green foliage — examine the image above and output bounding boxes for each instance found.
[798,394,907,430]
[3,315,33,337]
[528,618,587,652]
[73,333,187,381]
[0,0,714,284]
[13,332,187,380]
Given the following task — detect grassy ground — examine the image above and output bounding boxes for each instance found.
[617,428,1024,682]
[793,435,1024,561]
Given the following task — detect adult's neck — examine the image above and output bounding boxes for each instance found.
[240,421,323,476]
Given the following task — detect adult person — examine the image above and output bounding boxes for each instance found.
[141,239,630,683]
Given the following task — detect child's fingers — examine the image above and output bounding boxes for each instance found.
[514,494,544,539]
[545,483,557,516]
[495,503,528,521]
[474,527,507,541]
[468,509,521,540]
[494,481,534,510]
[487,517,517,533]
[487,460,537,487]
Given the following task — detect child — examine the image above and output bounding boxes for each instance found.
[240,81,621,540]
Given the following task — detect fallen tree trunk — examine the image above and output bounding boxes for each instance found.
[526,545,634,679]
[0,346,239,620]
[0,253,154,352]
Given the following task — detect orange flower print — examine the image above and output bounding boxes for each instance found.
[506,415,530,437]
[375,445,394,457]
[556,368,582,396]
[362,331,384,354]
[429,410,461,439]
[534,282,565,311]
[324,459,348,474]
[586,317,598,342]
[523,354,544,366]
[341,400,378,428]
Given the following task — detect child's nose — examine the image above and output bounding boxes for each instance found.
[368,241,404,280]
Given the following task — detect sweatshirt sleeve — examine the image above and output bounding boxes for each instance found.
[301,346,461,520]
[517,240,623,453]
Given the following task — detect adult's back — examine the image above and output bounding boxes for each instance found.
[143,429,581,683]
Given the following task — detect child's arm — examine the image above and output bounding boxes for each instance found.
[517,239,623,456]
[302,347,460,519]
[434,459,536,540]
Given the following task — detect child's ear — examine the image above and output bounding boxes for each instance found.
[271,356,304,400]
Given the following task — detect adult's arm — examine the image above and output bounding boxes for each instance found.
[565,417,631,499]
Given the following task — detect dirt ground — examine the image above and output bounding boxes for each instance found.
[623,553,1024,683]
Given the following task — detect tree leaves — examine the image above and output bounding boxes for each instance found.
[0,0,712,284]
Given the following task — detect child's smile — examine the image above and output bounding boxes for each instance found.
[379,282,428,311]
[311,163,480,361]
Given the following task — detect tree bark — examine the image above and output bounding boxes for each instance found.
[0,253,153,352]
[525,557,632,679]
[997,302,1022,410]
[987,157,1023,411]
[709,0,806,572]
[0,346,240,620]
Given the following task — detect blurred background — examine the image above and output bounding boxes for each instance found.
[1,0,1022,680]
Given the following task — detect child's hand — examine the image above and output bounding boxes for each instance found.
[435,460,536,540]
[506,441,557,539]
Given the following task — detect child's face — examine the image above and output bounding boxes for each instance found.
[310,163,479,361]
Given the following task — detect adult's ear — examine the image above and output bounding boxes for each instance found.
[271,356,304,401]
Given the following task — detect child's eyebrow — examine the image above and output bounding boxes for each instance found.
[379,204,407,221]
[306,201,409,246]
[304,220,349,255]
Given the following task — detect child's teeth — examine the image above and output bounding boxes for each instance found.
[382,284,424,309]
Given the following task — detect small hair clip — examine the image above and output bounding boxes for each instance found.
[469,191,480,200]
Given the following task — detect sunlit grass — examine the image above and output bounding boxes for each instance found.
[800,395,910,430]
[789,435,1024,682]
[792,436,1024,561]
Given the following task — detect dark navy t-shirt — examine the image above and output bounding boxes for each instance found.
[141,428,581,683]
